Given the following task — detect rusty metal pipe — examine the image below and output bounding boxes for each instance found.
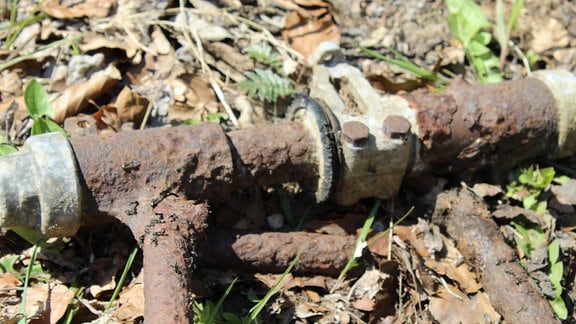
[404,76,559,175]
[67,122,318,323]
[69,122,318,228]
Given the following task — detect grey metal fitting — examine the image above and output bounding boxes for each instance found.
[0,132,81,237]
[529,69,576,158]
[309,42,418,205]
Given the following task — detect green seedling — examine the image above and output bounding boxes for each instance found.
[446,0,504,83]
[24,79,66,136]
[239,44,294,116]
[506,165,567,214]
[506,165,568,319]
[0,79,67,158]
[245,44,283,74]
[193,278,238,323]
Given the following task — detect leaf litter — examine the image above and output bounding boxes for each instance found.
[0,0,576,322]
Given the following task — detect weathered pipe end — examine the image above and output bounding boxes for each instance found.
[0,132,81,237]
[530,69,576,158]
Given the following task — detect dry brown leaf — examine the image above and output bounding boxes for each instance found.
[281,3,340,60]
[41,0,115,19]
[429,288,501,323]
[52,65,121,123]
[552,179,576,205]
[0,272,21,304]
[367,232,390,257]
[111,270,144,322]
[24,283,75,324]
[394,223,482,294]
[80,33,140,59]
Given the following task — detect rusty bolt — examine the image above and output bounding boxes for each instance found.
[341,121,369,146]
[382,115,411,139]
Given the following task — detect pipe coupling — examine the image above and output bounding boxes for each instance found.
[0,132,81,237]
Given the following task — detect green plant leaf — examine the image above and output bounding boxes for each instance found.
[0,144,18,156]
[24,79,55,119]
[239,69,293,103]
[245,44,283,74]
[31,117,66,136]
[550,296,568,320]
[446,0,490,47]
[0,254,19,274]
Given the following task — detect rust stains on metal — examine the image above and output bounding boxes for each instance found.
[141,197,209,324]
[381,115,411,139]
[341,121,370,146]
[197,229,356,276]
[403,77,558,174]
[71,123,234,222]
[226,122,318,189]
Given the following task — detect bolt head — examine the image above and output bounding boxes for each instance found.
[382,115,411,139]
[341,121,369,146]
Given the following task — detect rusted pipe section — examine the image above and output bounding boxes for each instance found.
[140,197,209,324]
[197,229,357,276]
[69,122,317,229]
[432,189,558,323]
[404,76,559,175]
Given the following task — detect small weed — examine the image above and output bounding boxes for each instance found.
[446,0,504,83]
[506,165,568,319]
[24,79,67,136]
[0,79,67,158]
[332,201,413,293]
[239,44,294,116]
[245,44,283,74]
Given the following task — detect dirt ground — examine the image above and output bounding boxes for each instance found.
[1,0,576,323]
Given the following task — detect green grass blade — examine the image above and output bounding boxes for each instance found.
[331,199,382,293]
[18,243,41,324]
[247,243,307,322]
[206,277,238,323]
[495,0,506,49]
[358,47,440,82]
[507,0,525,33]
[105,246,139,312]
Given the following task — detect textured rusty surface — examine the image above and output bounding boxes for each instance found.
[404,77,558,174]
[197,229,356,276]
[226,122,318,189]
[432,190,558,323]
[70,123,234,223]
[140,198,209,323]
